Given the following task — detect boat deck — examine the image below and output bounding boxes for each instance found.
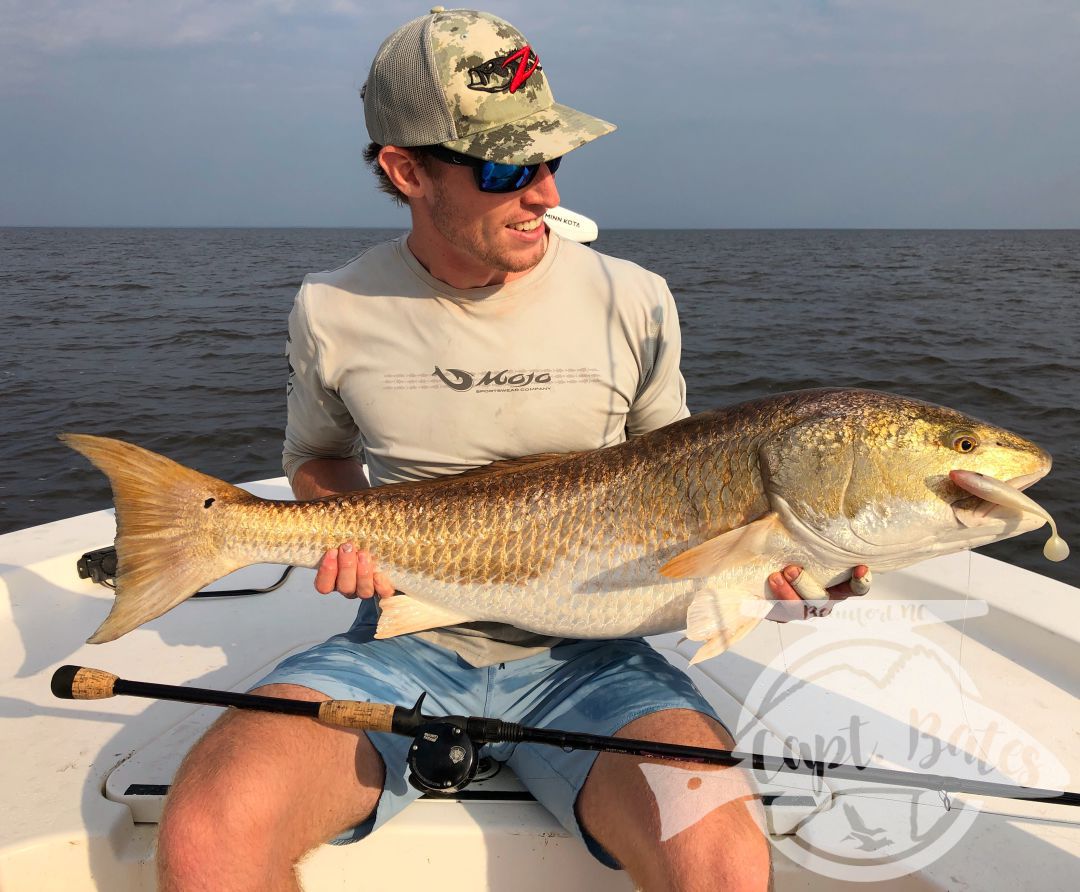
[2,480,1077,890]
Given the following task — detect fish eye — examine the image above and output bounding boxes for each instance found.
[952,434,978,454]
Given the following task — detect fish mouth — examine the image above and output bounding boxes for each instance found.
[1004,471,1047,492]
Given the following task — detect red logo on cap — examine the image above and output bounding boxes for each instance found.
[467,46,541,94]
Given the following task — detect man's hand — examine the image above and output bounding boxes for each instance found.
[314,543,396,599]
[291,460,395,599]
[765,564,871,623]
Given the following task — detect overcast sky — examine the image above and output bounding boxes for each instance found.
[2,1,1078,228]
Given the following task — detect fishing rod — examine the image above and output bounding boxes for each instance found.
[52,665,1080,806]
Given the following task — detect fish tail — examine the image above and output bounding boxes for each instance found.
[61,433,254,643]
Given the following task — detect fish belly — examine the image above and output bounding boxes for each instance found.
[383,569,699,637]
[382,549,788,640]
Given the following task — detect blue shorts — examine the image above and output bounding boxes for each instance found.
[255,610,724,869]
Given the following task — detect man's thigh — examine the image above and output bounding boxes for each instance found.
[162,683,385,862]
[249,626,490,843]
[496,637,730,868]
[578,709,769,890]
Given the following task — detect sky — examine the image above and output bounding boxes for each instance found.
[2,0,1079,228]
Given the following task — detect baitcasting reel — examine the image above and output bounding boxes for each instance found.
[406,720,481,793]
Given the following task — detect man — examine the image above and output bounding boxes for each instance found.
[158,9,868,890]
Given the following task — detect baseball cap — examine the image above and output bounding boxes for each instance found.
[363,7,616,165]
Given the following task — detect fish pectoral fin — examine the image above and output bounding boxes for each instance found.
[374,595,472,639]
[685,587,773,663]
[660,513,782,579]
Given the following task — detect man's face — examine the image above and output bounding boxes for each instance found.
[423,154,561,277]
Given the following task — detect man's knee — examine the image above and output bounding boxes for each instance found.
[158,684,385,883]
[657,789,771,891]
[579,709,771,891]
[157,780,268,886]
[158,710,301,882]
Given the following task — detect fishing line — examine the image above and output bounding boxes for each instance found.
[777,620,789,677]
[956,549,990,767]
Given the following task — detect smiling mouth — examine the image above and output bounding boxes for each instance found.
[508,218,543,232]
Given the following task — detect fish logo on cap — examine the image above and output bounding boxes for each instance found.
[467,46,542,94]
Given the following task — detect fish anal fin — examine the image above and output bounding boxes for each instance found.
[660,513,782,579]
[688,638,729,666]
[685,588,773,663]
[375,595,473,639]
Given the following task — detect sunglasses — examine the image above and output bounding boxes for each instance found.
[425,144,562,193]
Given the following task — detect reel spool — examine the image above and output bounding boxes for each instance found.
[406,721,480,794]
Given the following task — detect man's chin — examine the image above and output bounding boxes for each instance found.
[495,234,547,272]
[499,253,544,274]
[432,218,547,277]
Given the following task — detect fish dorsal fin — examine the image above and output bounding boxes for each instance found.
[372,452,583,495]
[455,452,579,479]
[660,513,782,579]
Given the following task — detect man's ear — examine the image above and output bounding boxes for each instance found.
[379,146,429,199]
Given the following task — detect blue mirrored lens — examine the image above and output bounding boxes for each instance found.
[476,157,561,192]
[479,161,536,191]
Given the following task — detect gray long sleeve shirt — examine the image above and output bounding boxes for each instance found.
[283,232,688,666]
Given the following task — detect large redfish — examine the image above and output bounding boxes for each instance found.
[63,389,1063,663]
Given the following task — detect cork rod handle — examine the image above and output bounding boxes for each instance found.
[318,700,396,733]
[51,665,119,700]
[51,666,403,735]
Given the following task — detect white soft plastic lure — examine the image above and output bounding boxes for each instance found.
[950,469,1070,561]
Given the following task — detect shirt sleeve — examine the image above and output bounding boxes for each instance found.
[281,289,362,484]
[626,281,690,437]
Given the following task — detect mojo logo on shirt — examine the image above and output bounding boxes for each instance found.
[381,367,601,393]
[433,366,551,392]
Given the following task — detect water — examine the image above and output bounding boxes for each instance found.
[2,227,1077,588]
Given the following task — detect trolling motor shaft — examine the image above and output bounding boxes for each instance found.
[51,665,1080,806]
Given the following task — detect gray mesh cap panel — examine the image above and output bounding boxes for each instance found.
[364,15,456,146]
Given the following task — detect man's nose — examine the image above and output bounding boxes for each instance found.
[522,162,560,209]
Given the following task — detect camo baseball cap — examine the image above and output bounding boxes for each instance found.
[363,7,616,165]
